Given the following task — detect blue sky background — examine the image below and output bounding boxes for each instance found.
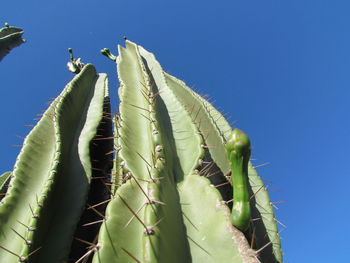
[1,1,349,262]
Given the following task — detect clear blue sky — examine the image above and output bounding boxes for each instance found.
[1,1,349,262]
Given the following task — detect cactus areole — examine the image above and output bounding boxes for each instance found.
[0,29,283,263]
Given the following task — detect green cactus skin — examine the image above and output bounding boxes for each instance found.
[0,64,111,262]
[161,67,283,263]
[0,172,12,201]
[0,39,282,263]
[0,25,25,61]
[226,129,251,232]
[92,41,259,263]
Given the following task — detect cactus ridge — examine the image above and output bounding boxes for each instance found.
[0,38,282,263]
[161,71,282,262]
[92,41,260,263]
[0,64,111,262]
[0,172,12,201]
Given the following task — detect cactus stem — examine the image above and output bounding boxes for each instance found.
[121,247,141,263]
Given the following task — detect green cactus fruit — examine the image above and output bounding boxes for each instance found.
[226,129,251,232]
[0,24,25,61]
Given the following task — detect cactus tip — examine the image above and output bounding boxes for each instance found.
[226,128,251,156]
[101,48,116,62]
[66,48,84,74]
[68,48,74,61]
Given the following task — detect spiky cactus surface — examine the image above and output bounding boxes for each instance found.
[0,40,282,263]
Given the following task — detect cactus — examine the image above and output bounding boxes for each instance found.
[0,40,282,263]
[0,23,25,61]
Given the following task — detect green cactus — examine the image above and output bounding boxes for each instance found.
[226,129,252,232]
[0,40,282,263]
[0,24,25,61]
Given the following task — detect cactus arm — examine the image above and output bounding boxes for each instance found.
[116,42,155,181]
[0,25,25,61]
[247,164,283,263]
[178,174,258,263]
[137,45,204,179]
[34,68,109,262]
[226,129,251,231]
[95,41,193,263]
[163,73,230,174]
[0,88,60,262]
[138,42,258,263]
[0,64,109,262]
[94,41,259,263]
[162,73,283,263]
